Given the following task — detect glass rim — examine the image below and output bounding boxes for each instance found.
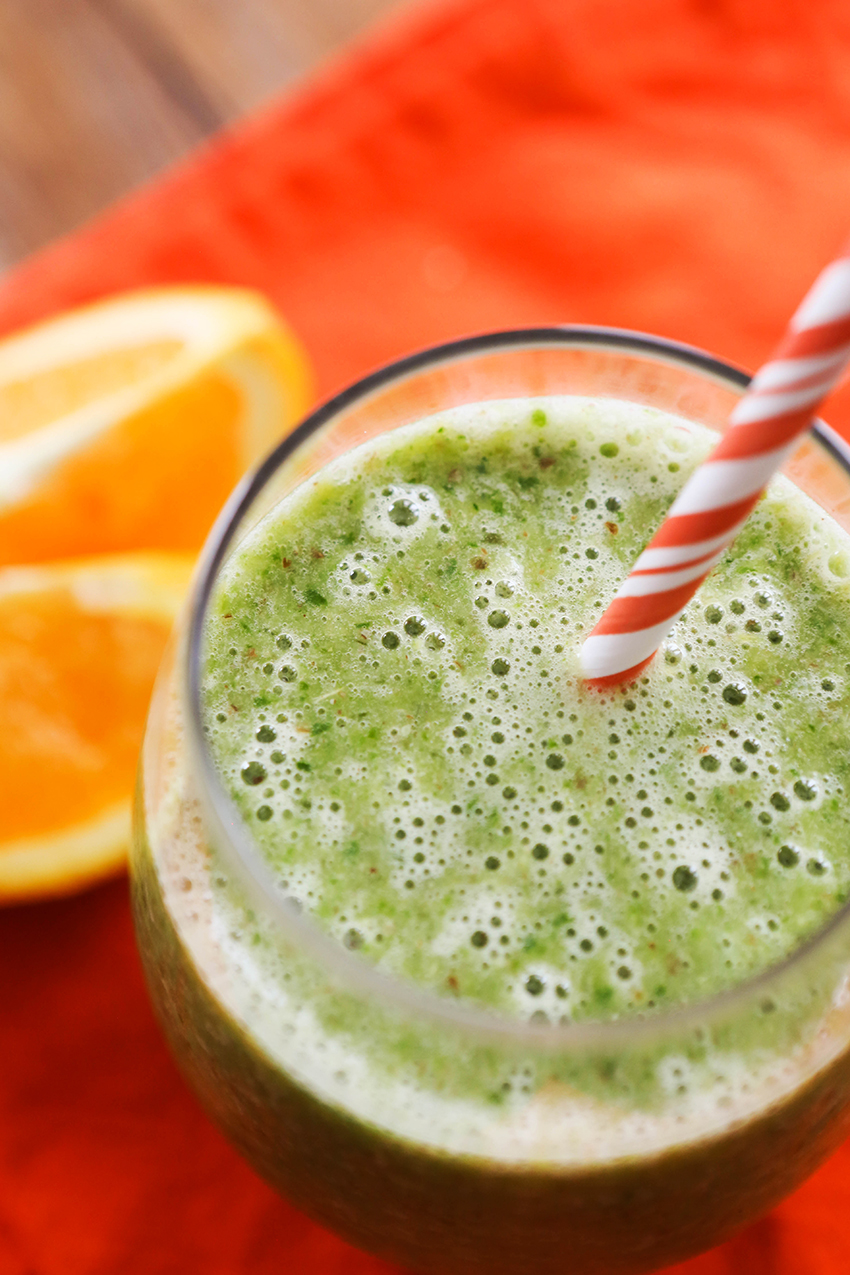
[184,323,850,1050]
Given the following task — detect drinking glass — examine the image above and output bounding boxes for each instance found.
[131,327,850,1274]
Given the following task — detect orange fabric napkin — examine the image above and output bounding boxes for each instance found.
[3,1,850,1271]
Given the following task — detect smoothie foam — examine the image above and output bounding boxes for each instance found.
[141,395,850,1168]
[201,397,850,1024]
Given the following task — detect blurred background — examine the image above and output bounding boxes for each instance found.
[0,0,402,269]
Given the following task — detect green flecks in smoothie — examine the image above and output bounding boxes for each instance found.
[202,397,850,1026]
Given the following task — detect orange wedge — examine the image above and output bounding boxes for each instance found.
[0,553,193,902]
[0,287,312,565]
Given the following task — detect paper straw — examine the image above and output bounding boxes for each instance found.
[581,245,850,688]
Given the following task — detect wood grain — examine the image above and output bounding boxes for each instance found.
[0,0,402,273]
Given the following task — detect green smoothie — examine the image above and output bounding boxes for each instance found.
[201,396,850,1023]
[131,379,850,1275]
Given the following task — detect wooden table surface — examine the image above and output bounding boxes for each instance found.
[0,0,403,274]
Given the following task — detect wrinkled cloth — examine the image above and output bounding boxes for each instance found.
[3,1,850,1271]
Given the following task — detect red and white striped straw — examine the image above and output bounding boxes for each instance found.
[581,244,850,688]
